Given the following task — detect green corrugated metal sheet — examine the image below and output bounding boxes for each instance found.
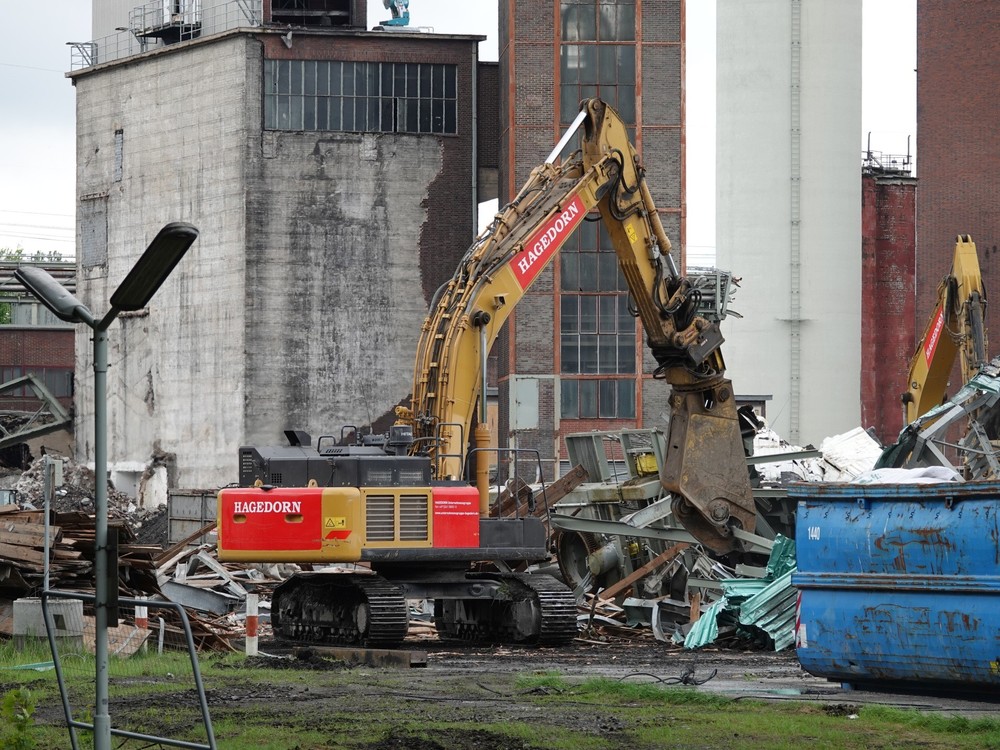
[683,535,798,651]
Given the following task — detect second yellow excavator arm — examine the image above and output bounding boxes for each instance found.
[902,235,988,424]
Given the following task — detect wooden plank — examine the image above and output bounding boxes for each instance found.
[597,542,690,601]
[499,464,589,518]
[537,464,589,507]
[0,542,45,565]
[0,504,21,515]
[0,519,61,541]
[12,512,45,524]
[51,549,83,560]
[0,529,59,550]
[154,521,217,566]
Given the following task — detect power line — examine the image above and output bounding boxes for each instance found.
[0,222,74,232]
[0,61,66,74]
[0,231,75,244]
[0,209,74,219]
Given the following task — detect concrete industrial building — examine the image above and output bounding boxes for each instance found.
[498,0,685,478]
[715,0,862,446]
[72,1,494,496]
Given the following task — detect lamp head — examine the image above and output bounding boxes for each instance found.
[110,222,199,312]
[14,265,96,326]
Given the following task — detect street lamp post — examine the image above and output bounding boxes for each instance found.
[15,222,199,750]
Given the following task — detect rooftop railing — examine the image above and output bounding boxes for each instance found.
[69,0,262,71]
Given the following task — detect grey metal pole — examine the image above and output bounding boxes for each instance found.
[43,456,52,592]
[92,326,111,750]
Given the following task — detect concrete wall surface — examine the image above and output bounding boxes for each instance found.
[73,36,251,488]
[244,128,444,447]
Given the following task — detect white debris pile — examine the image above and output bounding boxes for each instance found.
[754,425,882,484]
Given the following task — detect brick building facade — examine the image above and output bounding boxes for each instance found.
[916,0,1000,338]
[0,328,74,412]
[498,0,684,479]
[860,172,916,444]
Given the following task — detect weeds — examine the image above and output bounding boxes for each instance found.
[0,688,37,750]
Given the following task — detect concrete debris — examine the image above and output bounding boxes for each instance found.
[853,466,964,484]
[12,455,164,540]
[755,425,882,484]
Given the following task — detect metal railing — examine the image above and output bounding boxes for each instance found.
[70,0,262,71]
[862,149,913,176]
[41,590,217,750]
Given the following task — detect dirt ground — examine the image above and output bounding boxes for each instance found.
[408,638,1000,716]
[16,634,999,750]
[214,637,1000,748]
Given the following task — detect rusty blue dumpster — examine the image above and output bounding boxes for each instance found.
[792,481,1000,691]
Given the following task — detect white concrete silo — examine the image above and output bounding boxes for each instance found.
[716,0,862,445]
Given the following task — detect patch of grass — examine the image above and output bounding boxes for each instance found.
[5,649,1000,750]
[576,676,740,706]
[514,671,567,691]
[862,704,1000,737]
[0,641,57,670]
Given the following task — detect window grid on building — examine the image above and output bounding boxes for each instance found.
[558,2,639,420]
[0,367,73,398]
[559,219,637,419]
[264,60,458,134]
[559,0,636,126]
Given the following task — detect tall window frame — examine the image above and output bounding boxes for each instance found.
[558,0,639,421]
[559,218,638,420]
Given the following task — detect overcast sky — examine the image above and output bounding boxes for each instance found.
[0,1,915,262]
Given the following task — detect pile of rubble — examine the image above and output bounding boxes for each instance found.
[0,454,250,650]
[11,456,168,542]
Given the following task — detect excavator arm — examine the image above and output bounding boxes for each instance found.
[396,98,755,554]
[902,234,988,425]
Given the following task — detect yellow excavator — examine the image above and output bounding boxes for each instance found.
[901,234,988,425]
[216,99,754,646]
[878,235,991,470]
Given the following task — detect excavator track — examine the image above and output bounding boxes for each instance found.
[271,573,408,648]
[435,573,578,646]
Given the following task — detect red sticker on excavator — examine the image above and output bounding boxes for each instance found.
[218,487,325,551]
[924,307,945,366]
[511,195,586,290]
[432,485,480,548]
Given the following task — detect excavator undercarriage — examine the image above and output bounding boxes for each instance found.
[269,568,578,648]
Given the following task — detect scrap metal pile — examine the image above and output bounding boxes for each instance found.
[546,424,882,651]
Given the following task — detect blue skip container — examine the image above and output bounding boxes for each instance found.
[792,481,1000,692]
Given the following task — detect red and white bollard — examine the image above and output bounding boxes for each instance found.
[135,596,149,653]
[135,596,149,630]
[245,593,259,657]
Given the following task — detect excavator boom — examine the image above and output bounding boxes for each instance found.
[401,99,754,553]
